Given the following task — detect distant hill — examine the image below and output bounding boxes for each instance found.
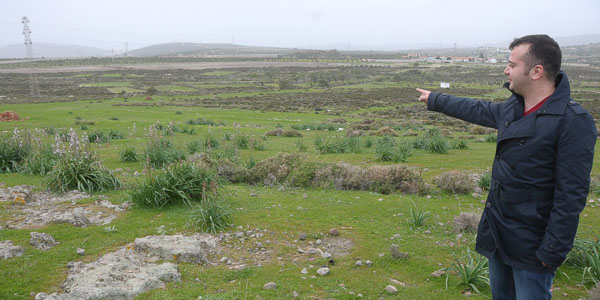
[0,43,111,59]
[127,42,287,57]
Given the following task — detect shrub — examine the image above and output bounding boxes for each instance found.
[108,129,124,140]
[129,162,219,208]
[119,147,138,163]
[217,159,250,183]
[265,128,302,137]
[453,139,469,150]
[375,136,411,162]
[436,171,475,194]
[0,128,32,172]
[390,244,409,260]
[249,153,307,184]
[251,139,265,151]
[453,212,480,233]
[374,126,399,137]
[295,139,307,152]
[187,200,232,234]
[144,138,186,168]
[204,135,220,149]
[445,249,489,295]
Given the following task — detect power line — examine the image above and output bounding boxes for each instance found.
[22,16,40,97]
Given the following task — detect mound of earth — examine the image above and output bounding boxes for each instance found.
[0,111,20,121]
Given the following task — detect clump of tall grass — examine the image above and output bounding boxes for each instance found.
[408,208,430,227]
[315,136,361,154]
[47,128,121,193]
[187,199,232,234]
[485,134,498,143]
[479,172,491,191]
[129,162,219,208]
[234,134,249,149]
[23,145,56,175]
[445,249,489,295]
[412,127,453,154]
[566,233,600,284]
[119,147,138,163]
[88,130,109,143]
[144,138,185,168]
[186,140,203,154]
[0,128,32,172]
[375,136,412,162]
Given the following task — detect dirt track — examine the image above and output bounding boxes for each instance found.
[0,61,350,74]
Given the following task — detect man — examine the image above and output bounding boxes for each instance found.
[416,35,596,299]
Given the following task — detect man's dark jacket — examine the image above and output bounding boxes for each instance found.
[427,72,596,273]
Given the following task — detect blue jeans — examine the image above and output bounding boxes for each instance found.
[488,251,555,300]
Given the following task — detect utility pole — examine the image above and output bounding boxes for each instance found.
[22,16,40,97]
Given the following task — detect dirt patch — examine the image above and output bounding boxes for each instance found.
[322,237,354,256]
[0,185,127,229]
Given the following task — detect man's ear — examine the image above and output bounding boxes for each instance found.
[530,65,544,80]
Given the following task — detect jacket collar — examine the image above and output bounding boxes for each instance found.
[503,71,570,116]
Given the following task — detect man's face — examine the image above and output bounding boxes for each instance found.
[504,44,532,94]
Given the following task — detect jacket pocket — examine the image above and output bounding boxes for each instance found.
[499,189,544,226]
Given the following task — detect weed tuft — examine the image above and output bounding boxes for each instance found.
[435,171,475,194]
[453,212,480,233]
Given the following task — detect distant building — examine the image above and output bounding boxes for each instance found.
[440,82,450,89]
[488,58,498,64]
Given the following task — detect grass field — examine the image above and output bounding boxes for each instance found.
[0,59,599,299]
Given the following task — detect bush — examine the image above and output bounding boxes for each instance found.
[295,139,307,152]
[144,138,186,168]
[375,136,411,162]
[119,147,138,163]
[217,159,250,183]
[129,162,219,208]
[186,118,221,126]
[108,129,125,140]
[435,171,475,194]
[453,139,469,150]
[234,134,249,149]
[187,200,232,234]
[453,212,480,233]
[265,128,303,137]
[88,130,109,143]
[204,135,220,149]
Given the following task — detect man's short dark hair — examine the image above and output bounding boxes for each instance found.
[509,34,562,81]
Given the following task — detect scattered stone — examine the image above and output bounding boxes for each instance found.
[329,228,339,236]
[321,237,354,257]
[385,285,398,294]
[301,268,308,274]
[365,260,373,266]
[316,239,322,245]
[134,234,220,264]
[292,291,299,298]
[44,247,180,300]
[77,248,85,256]
[316,267,330,276]
[321,252,332,259]
[0,240,24,259]
[35,292,48,300]
[357,294,363,297]
[263,282,277,290]
[30,232,58,250]
[250,192,257,197]
[299,233,307,241]
[355,260,363,267]
[390,279,408,287]
[431,269,445,277]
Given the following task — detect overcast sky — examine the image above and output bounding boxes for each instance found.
[1,0,599,51]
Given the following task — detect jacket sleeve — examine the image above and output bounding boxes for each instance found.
[427,92,501,129]
[535,111,597,268]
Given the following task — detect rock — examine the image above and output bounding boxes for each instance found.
[385,285,398,294]
[321,252,332,259]
[133,171,140,176]
[44,247,180,300]
[292,291,299,298]
[7,185,34,203]
[431,269,445,277]
[134,234,219,264]
[301,268,308,274]
[329,228,339,236]
[316,239,322,245]
[30,232,58,250]
[317,267,330,276]
[263,282,277,290]
[77,248,85,256]
[299,233,307,240]
[355,260,363,267]
[35,292,48,300]
[114,168,123,173]
[0,240,24,259]
[390,279,408,287]
[250,192,257,197]
[365,260,373,266]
